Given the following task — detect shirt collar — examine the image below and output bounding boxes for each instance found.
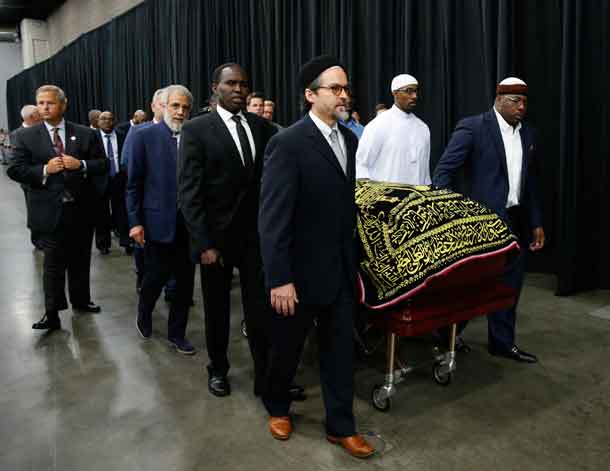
[309,111,339,139]
[44,119,65,132]
[100,129,116,138]
[390,104,414,120]
[494,106,521,133]
[216,104,246,123]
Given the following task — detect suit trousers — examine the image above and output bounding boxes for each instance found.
[138,212,195,340]
[262,276,357,437]
[95,177,130,249]
[200,235,271,393]
[39,202,92,317]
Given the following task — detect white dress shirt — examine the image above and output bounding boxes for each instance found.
[100,129,119,172]
[494,107,523,208]
[308,110,346,160]
[44,119,66,150]
[216,104,256,164]
[355,105,431,185]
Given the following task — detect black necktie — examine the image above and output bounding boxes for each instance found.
[231,115,254,170]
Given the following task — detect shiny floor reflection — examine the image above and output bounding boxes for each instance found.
[1,172,609,471]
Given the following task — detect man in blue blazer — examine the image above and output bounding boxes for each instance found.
[433,77,545,363]
[126,85,196,355]
[258,56,374,458]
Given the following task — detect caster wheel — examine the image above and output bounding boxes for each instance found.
[371,384,391,412]
[241,320,248,338]
[433,362,452,386]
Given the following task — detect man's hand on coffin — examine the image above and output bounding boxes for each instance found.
[529,226,545,252]
[270,283,299,316]
[201,249,220,265]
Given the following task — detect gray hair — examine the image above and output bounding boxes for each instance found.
[162,85,193,105]
[152,87,167,103]
[20,104,38,119]
[36,85,66,103]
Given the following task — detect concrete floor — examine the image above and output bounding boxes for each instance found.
[1,170,609,471]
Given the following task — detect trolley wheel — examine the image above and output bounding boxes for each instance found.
[371,384,391,412]
[433,362,452,386]
[241,320,248,338]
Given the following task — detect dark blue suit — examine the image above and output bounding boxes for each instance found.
[126,121,194,340]
[433,108,543,351]
[259,114,358,436]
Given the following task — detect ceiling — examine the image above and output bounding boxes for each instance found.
[0,0,65,27]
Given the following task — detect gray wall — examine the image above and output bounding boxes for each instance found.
[48,0,145,54]
[0,41,23,131]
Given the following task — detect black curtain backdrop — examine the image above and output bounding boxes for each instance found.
[6,0,609,294]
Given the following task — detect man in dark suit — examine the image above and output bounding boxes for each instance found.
[10,105,43,249]
[116,109,147,136]
[258,56,374,458]
[126,84,196,355]
[93,111,130,254]
[7,85,108,331]
[177,63,279,398]
[433,77,545,363]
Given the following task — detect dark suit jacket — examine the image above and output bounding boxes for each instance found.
[92,128,127,197]
[258,114,358,305]
[177,110,277,261]
[126,121,182,243]
[115,120,133,137]
[433,109,542,230]
[7,121,108,232]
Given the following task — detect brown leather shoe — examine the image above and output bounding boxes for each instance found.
[327,434,375,458]
[269,416,292,440]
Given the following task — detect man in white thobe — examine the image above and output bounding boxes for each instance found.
[356,74,431,185]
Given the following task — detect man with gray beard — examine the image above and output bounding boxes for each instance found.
[126,85,196,355]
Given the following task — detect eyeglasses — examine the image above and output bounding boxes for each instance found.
[314,85,352,97]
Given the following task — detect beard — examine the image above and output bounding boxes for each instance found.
[334,109,349,122]
[163,110,183,133]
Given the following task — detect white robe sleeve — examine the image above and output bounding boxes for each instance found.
[355,123,380,179]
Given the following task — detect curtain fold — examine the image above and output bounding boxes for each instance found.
[6,0,610,292]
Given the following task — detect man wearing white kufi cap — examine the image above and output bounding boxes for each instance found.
[355,74,431,184]
[433,76,545,364]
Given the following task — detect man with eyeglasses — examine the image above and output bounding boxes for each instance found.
[356,74,430,185]
[258,55,374,458]
[433,77,545,364]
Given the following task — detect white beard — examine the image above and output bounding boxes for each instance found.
[163,111,183,133]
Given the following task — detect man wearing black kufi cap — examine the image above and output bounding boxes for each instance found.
[433,77,545,363]
[258,55,374,458]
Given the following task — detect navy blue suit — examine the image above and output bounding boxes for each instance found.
[259,114,358,436]
[126,121,194,340]
[433,108,543,351]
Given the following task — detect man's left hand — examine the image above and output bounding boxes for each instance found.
[529,226,545,251]
[61,154,81,170]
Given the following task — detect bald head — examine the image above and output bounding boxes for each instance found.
[133,109,147,124]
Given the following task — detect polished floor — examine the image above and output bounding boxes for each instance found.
[1,170,609,471]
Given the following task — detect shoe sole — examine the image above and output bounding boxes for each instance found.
[174,346,196,356]
[326,437,375,458]
[270,430,291,441]
[136,321,151,339]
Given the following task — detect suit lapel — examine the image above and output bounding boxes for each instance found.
[304,115,346,179]
[484,110,509,179]
[35,123,57,162]
[64,121,78,156]
[210,111,245,171]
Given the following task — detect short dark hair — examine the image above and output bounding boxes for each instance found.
[246,91,264,106]
[211,62,242,83]
[375,103,388,112]
[302,76,322,111]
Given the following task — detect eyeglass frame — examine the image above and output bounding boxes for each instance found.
[311,84,352,97]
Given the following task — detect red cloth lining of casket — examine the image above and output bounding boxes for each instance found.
[358,241,519,310]
[366,252,517,337]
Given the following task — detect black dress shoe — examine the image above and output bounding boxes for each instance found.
[289,383,307,401]
[208,375,231,397]
[99,248,110,255]
[489,345,538,363]
[73,302,102,313]
[455,336,472,353]
[32,314,61,331]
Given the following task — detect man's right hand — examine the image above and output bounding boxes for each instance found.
[130,225,145,247]
[46,157,65,174]
[270,283,299,316]
[200,248,220,265]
